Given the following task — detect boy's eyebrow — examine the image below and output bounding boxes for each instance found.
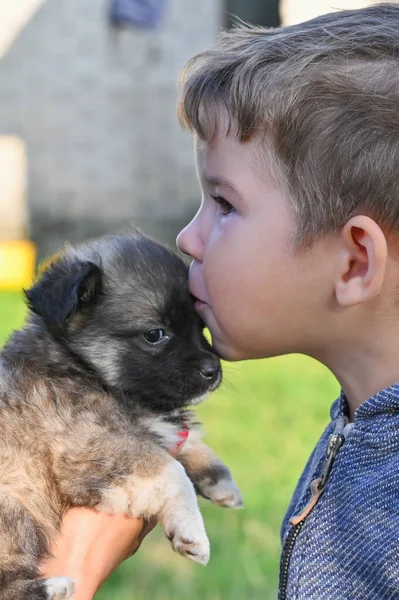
[203,175,237,193]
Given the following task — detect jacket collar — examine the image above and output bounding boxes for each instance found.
[331,383,399,423]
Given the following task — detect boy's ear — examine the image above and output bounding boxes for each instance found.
[25,258,102,329]
[335,216,387,307]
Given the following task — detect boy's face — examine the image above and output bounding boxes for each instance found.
[177,129,336,361]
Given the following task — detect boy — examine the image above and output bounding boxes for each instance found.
[42,4,399,599]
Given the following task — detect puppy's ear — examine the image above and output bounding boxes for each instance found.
[25,259,102,329]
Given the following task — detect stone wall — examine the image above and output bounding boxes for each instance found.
[2,0,396,257]
[0,0,221,257]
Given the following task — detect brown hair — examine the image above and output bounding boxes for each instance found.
[179,3,399,245]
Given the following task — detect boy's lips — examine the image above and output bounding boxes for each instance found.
[194,298,208,311]
[188,272,212,314]
[189,283,209,309]
[190,290,209,313]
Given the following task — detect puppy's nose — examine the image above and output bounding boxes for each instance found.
[199,356,220,380]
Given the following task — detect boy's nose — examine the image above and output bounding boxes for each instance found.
[176,217,203,262]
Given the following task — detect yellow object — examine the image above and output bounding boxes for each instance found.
[0,240,37,290]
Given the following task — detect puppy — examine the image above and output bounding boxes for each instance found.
[0,233,242,600]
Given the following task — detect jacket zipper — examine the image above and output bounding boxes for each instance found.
[278,417,351,600]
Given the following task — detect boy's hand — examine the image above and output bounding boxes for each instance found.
[40,508,156,600]
[40,441,186,600]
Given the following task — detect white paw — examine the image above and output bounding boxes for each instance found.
[44,577,75,600]
[201,477,244,509]
[166,514,210,565]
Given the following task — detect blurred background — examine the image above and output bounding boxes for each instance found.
[0,0,393,598]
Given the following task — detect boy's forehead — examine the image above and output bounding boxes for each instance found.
[195,130,276,188]
[195,133,249,181]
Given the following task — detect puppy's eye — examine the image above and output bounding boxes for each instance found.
[143,328,166,344]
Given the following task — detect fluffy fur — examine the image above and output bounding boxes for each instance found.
[0,233,242,600]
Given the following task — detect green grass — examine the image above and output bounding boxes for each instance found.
[0,292,339,599]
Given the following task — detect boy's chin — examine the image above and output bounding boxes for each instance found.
[211,332,288,362]
[201,309,256,361]
[210,337,251,362]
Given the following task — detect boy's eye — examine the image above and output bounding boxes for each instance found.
[211,195,235,216]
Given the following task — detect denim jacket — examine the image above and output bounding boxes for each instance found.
[279,384,399,600]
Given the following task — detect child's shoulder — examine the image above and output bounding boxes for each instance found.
[281,385,399,599]
[282,385,399,600]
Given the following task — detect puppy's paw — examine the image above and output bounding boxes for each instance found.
[203,477,244,508]
[196,466,244,509]
[167,518,210,565]
[44,577,75,600]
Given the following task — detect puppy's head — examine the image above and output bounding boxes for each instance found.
[25,234,221,411]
